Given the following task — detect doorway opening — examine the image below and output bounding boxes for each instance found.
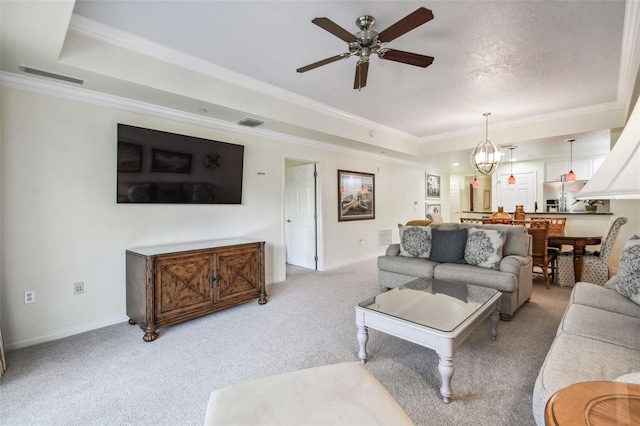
[284,159,321,272]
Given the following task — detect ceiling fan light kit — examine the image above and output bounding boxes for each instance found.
[470,113,504,176]
[296,7,435,90]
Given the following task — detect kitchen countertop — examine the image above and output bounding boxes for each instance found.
[462,211,612,216]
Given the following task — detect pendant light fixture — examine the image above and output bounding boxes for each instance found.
[470,112,504,175]
[507,147,516,185]
[566,138,576,181]
[472,170,479,188]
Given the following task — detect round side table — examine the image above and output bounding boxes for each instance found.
[545,381,640,425]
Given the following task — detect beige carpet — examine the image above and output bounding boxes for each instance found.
[0,258,570,425]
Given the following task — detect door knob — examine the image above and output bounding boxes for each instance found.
[286,219,292,223]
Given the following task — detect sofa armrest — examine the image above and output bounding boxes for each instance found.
[500,255,531,275]
[385,244,401,256]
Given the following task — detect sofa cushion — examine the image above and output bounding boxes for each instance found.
[398,224,432,258]
[570,282,640,319]
[611,235,640,305]
[464,227,505,270]
[429,228,468,264]
[560,303,640,350]
[377,255,438,278]
[433,263,515,293]
[614,372,640,384]
[532,333,640,426]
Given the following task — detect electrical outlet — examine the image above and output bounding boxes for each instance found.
[74,281,84,295]
[24,290,35,304]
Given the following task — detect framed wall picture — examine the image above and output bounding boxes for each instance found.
[338,170,375,221]
[427,203,441,214]
[426,173,441,198]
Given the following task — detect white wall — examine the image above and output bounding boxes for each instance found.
[0,87,434,349]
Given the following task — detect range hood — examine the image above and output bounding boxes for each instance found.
[577,97,640,200]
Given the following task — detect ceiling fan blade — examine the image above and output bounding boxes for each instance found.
[377,7,434,43]
[312,17,358,43]
[379,49,434,68]
[296,53,349,73]
[354,61,369,90]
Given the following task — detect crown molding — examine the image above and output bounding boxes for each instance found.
[1,71,425,168]
[417,101,624,144]
[68,14,416,142]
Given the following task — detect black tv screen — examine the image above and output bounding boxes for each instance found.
[117,124,244,204]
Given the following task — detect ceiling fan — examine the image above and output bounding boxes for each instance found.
[296,7,435,90]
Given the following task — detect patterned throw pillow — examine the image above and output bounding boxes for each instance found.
[613,235,640,305]
[398,224,433,258]
[464,227,506,270]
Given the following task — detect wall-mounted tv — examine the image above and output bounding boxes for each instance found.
[117,124,244,204]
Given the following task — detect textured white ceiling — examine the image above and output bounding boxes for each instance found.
[72,0,626,139]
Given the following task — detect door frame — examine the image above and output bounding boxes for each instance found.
[283,156,324,273]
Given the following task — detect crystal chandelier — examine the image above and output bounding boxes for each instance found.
[470,112,504,175]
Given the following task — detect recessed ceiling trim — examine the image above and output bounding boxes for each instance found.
[68,14,417,141]
[417,101,625,144]
[1,71,427,169]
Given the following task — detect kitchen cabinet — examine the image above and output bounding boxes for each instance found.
[545,156,606,182]
[126,238,266,341]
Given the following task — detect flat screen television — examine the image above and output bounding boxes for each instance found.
[117,124,244,204]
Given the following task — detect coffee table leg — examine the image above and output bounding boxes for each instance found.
[490,308,499,341]
[438,354,454,403]
[357,325,369,364]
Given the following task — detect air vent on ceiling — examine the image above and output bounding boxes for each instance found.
[19,65,84,85]
[237,117,265,128]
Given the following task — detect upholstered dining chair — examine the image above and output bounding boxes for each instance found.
[557,216,628,286]
[527,222,556,289]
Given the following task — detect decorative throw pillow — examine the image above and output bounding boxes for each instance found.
[429,228,468,264]
[614,235,640,305]
[464,227,506,270]
[398,224,432,258]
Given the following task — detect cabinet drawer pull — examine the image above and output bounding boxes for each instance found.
[210,271,222,286]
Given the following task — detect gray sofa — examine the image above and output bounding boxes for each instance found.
[532,281,640,425]
[377,222,533,320]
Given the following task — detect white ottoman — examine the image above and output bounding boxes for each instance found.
[204,362,414,425]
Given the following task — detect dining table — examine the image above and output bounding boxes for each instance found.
[547,235,602,282]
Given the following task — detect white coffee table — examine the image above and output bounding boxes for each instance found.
[355,277,500,403]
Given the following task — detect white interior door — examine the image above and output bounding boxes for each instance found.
[449,182,460,223]
[285,163,317,269]
[497,171,536,211]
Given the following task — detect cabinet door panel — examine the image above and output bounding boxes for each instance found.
[216,245,260,302]
[155,253,213,319]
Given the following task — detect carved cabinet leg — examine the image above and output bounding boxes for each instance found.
[142,327,158,342]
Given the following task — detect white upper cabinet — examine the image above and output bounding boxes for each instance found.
[545,156,607,181]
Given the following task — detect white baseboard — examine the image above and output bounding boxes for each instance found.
[5,314,130,352]
[323,251,384,271]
